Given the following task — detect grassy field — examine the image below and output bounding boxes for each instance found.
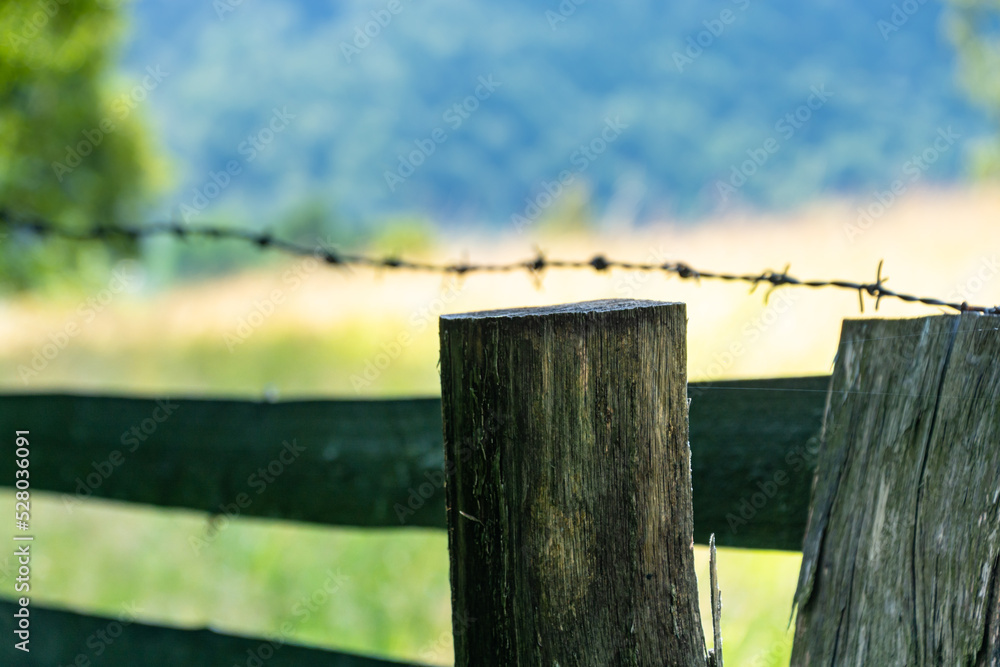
[1,185,998,664]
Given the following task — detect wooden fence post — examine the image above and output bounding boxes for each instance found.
[439,299,709,666]
[792,314,1000,664]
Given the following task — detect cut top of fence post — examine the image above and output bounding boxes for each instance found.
[791,313,1000,665]
[439,298,709,666]
[439,298,679,319]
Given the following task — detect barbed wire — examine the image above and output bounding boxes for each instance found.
[2,209,999,316]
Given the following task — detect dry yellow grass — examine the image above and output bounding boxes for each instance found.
[1,184,998,395]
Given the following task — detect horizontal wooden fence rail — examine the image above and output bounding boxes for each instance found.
[0,375,828,550]
[0,600,424,666]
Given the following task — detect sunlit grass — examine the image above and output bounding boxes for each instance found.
[0,491,454,663]
[0,489,799,666]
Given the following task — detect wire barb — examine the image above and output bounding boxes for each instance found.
[1,212,997,316]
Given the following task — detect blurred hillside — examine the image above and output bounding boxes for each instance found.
[120,0,991,229]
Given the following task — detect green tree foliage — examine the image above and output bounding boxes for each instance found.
[0,0,164,290]
[946,0,1000,177]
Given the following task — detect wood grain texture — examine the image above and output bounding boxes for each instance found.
[0,601,425,666]
[791,314,1000,665]
[440,299,708,666]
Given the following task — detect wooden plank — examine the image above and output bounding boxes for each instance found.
[0,395,447,529]
[791,314,1000,664]
[690,374,828,550]
[0,376,827,549]
[0,600,425,666]
[439,299,708,665]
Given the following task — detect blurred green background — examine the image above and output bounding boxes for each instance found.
[2,0,1000,294]
[2,0,1000,665]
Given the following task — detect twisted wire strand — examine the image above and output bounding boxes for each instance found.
[2,210,998,316]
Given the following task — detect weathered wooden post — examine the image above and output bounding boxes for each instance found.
[792,314,1000,665]
[439,299,709,666]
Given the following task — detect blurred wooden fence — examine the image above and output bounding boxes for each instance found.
[0,373,826,664]
[0,302,1000,667]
